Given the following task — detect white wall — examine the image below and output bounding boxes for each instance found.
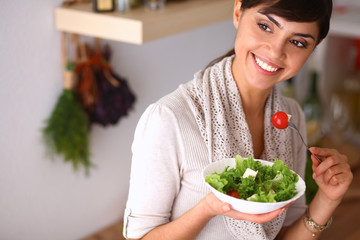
[0,1,235,239]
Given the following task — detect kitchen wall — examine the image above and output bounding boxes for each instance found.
[0,1,235,239]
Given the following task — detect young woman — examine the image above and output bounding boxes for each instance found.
[123,0,353,239]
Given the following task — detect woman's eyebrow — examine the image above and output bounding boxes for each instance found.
[294,33,315,41]
[259,12,282,28]
[258,11,316,41]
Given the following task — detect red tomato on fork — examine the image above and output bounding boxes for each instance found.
[272,111,289,129]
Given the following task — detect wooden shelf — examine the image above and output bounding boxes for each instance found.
[55,0,233,45]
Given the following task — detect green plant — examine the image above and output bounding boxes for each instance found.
[42,89,92,174]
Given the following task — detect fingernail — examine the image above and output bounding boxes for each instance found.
[312,172,317,178]
[222,205,231,212]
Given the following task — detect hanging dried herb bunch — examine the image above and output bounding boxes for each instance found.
[42,33,92,174]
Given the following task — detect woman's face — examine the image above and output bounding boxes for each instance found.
[232,1,319,92]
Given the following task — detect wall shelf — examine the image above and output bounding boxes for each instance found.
[55,0,233,45]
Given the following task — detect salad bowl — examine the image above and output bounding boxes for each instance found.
[202,157,306,214]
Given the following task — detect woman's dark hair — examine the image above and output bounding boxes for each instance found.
[243,0,332,41]
[207,0,333,67]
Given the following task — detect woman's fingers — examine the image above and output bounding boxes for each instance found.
[206,193,292,224]
[313,156,341,178]
[309,147,338,158]
[309,147,353,202]
[309,148,348,178]
[225,207,284,224]
[226,201,293,224]
[328,171,353,186]
[321,163,351,185]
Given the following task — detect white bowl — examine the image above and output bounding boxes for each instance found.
[202,158,306,214]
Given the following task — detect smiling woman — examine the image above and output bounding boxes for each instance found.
[231,2,320,97]
[123,1,353,240]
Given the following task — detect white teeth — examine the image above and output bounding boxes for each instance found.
[255,56,279,72]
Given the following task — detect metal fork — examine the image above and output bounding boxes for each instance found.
[288,122,322,163]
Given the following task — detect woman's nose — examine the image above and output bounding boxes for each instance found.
[268,40,286,60]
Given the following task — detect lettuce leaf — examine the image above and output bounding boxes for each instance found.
[205,156,299,202]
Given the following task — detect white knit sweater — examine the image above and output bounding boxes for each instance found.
[124,56,307,240]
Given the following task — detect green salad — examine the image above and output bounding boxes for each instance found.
[205,155,299,203]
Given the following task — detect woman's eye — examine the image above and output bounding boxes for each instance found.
[291,40,307,48]
[258,23,271,32]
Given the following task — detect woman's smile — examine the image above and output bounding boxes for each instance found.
[252,53,283,75]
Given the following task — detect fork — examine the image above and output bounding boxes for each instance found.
[288,122,322,163]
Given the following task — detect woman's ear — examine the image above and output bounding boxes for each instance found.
[233,0,242,29]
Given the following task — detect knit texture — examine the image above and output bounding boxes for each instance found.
[181,56,293,239]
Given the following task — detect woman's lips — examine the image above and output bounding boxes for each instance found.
[252,54,282,75]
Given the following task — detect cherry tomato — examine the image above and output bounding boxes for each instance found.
[226,190,240,199]
[272,111,289,129]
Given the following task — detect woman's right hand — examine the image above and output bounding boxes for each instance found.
[202,193,288,224]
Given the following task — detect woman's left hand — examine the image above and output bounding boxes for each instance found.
[310,147,353,204]
[202,193,292,224]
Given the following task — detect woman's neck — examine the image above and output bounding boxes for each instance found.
[233,73,272,159]
[237,82,271,118]
[231,58,272,117]
[240,88,269,158]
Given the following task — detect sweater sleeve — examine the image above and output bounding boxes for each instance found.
[123,103,183,239]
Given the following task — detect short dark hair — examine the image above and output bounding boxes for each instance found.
[241,0,333,42]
